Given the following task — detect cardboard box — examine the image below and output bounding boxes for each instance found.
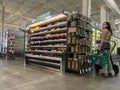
[71,46,74,52]
[67,61,71,69]
[75,62,79,70]
[79,46,82,52]
[79,20,84,26]
[68,27,76,33]
[79,55,82,60]
[75,46,78,52]
[72,61,75,69]
[73,58,78,61]
[67,37,71,43]
[76,39,79,44]
[71,21,77,27]
[73,54,77,58]
[68,58,72,61]
[72,37,76,44]
[79,38,84,43]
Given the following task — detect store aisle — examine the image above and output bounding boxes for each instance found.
[0,59,120,90]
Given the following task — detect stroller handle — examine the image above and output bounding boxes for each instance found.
[92,41,116,54]
[110,41,116,54]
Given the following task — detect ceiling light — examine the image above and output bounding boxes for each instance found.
[27,14,66,28]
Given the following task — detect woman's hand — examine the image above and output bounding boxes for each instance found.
[98,44,102,51]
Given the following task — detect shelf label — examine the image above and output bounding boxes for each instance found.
[30,26,41,32]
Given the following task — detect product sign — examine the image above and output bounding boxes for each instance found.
[9,33,15,54]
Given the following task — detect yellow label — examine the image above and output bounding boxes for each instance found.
[68,27,76,32]
[30,26,41,31]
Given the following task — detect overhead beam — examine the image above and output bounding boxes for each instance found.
[103,0,120,16]
[0,23,23,28]
[0,8,35,21]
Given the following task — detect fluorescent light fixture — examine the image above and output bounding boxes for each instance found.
[27,14,66,28]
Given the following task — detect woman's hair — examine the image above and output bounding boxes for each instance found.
[104,22,113,35]
[96,40,101,44]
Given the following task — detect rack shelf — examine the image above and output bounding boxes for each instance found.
[31,27,67,36]
[78,17,91,24]
[26,54,62,61]
[27,58,60,66]
[31,39,67,44]
[30,45,67,48]
[26,59,60,69]
[68,44,91,46]
[67,52,88,55]
[77,26,92,32]
[26,50,63,54]
[70,35,89,39]
[31,22,67,36]
[30,33,67,40]
[70,26,92,32]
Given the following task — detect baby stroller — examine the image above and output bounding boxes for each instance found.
[90,41,119,75]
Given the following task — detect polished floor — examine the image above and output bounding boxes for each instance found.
[0,58,120,90]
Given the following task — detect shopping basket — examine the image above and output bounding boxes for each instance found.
[89,51,110,66]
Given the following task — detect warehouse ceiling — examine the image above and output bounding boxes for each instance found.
[0,0,119,30]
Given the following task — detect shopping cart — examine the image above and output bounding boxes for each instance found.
[89,50,110,66]
[89,41,119,75]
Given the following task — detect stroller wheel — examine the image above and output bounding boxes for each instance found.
[113,64,119,75]
[95,64,102,74]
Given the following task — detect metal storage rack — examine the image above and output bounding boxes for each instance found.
[25,14,67,73]
[66,13,92,74]
[25,12,92,74]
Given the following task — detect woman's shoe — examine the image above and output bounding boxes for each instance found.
[110,72,115,77]
[103,73,108,77]
[98,69,104,75]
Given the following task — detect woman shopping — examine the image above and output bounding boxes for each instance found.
[98,22,114,76]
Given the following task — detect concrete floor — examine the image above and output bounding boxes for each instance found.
[0,59,120,90]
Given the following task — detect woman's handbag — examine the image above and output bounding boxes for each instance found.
[102,42,110,50]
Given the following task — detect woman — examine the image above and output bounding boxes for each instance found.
[99,22,114,76]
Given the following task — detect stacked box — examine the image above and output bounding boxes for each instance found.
[68,27,76,33]
[71,46,74,52]
[75,62,79,70]
[68,37,71,43]
[76,39,79,44]
[73,54,77,59]
[67,61,71,69]
[72,37,76,44]
[75,45,78,52]
[71,61,75,69]
[71,21,77,27]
